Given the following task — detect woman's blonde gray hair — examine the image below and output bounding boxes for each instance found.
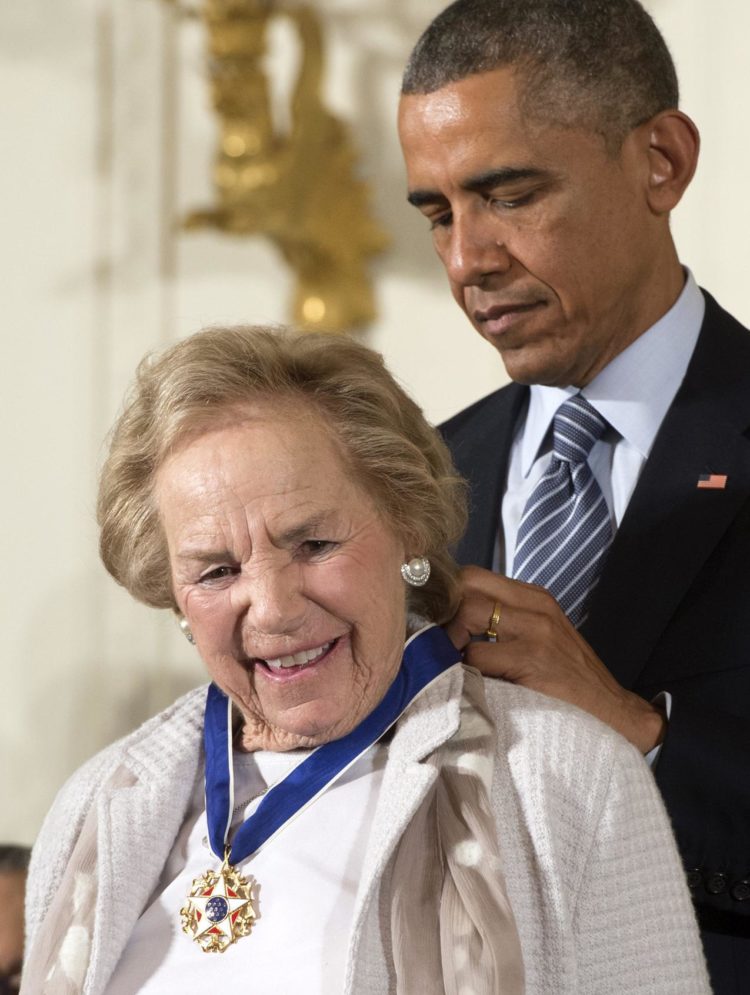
[97,326,467,624]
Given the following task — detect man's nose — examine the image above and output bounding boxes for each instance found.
[235,561,307,636]
[441,210,512,287]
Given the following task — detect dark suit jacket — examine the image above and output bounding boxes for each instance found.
[441,291,750,993]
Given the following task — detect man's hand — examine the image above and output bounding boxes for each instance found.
[446,566,666,755]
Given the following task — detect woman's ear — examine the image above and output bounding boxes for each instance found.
[642,110,700,215]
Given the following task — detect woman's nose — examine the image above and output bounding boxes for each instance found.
[234,561,307,635]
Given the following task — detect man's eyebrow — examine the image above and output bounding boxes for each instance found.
[407,188,448,208]
[464,167,548,192]
[407,167,548,207]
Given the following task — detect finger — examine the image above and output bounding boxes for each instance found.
[452,585,554,644]
[444,594,505,647]
[446,570,500,646]
[447,595,510,646]
[463,640,526,681]
[458,565,560,615]
[444,614,473,651]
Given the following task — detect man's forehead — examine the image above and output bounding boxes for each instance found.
[399,64,607,155]
[399,67,522,130]
[399,84,473,133]
[398,71,589,169]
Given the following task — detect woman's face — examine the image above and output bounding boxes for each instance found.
[156,405,409,751]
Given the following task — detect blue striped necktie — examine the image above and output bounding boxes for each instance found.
[512,394,613,627]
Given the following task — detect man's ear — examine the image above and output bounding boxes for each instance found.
[642,110,700,215]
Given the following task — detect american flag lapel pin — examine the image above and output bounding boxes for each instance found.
[697,474,728,490]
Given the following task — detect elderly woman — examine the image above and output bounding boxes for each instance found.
[22,327,708,995]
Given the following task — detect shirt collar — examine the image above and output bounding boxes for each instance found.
[521,270,705,476]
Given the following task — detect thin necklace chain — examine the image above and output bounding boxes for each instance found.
[231,786,267,820]
[202,786,267,852]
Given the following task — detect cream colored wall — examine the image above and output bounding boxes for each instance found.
[2,0,748,843]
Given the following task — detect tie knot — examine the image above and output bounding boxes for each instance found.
[552,395,607,463]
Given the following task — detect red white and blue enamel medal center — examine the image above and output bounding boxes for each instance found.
[180,856,257,953]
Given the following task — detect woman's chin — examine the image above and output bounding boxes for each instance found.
[239,708,356,752]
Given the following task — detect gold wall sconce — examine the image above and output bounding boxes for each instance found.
[177,0,389,333]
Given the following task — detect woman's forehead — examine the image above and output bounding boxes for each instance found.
[155,414,381,542]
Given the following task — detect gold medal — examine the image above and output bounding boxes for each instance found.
[180,853,257,953]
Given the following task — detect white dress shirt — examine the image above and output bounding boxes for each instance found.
[498,271,705,761]
[501,270,705,573]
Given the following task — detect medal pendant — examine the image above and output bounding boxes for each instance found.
[180,854,257,953]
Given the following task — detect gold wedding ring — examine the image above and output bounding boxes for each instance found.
[486,602,502,639]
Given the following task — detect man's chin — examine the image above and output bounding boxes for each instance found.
[493,345,574,388]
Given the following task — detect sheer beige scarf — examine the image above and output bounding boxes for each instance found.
[390,667,525,994]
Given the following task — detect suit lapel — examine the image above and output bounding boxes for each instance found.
[443,384,528,568]
[581,295,750,688]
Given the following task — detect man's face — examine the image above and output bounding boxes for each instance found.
[398,67,670,387]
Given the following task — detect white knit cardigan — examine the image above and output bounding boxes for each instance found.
[24,666,710,994]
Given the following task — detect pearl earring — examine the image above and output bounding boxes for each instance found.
[401,556,431,587]
[179,617,195,644]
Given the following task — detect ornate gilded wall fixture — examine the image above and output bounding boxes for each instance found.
[174,0,389,332]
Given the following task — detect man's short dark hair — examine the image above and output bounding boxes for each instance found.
[401,0,679,149]
[0,845,30,875]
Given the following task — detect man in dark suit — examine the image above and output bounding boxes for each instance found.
[398,1,750,991]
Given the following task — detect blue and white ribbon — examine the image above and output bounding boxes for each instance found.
[204,623,461,865]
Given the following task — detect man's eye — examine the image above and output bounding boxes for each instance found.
[198,565,237,584]
[429,212,452,230]
[489,192,534,210]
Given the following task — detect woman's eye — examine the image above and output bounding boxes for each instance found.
[301,539,336,557]
[198,565,237,584]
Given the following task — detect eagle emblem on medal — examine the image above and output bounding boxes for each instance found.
[180,861,258,953]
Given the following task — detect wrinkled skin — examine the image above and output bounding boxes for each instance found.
[158,405,408,752]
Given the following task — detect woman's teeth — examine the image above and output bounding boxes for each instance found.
[264,641,333,671]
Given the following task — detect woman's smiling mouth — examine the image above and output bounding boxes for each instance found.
[257,639,338,674]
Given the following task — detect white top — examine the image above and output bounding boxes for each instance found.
[25,674,711,994]
[105,744,387,994]
[500,270,705,574]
